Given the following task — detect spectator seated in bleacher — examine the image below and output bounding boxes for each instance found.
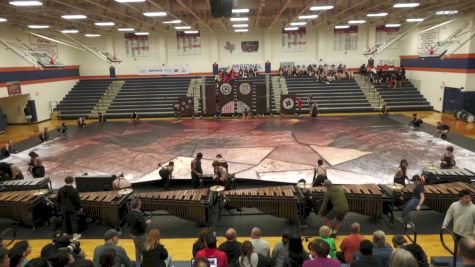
[283,234,309,267]
[304,239,340,267]
[77,117,86,128]
[388,249,417,267]
[408,114,423,127]
[218,228,241,267]
[351,240,383,267]
[371,231,393,267]
[338,223,364,264]
[271,230,290,267]
[93,229,133,267]
[435,122,450,139]
[195,233,228,267]
[250,227,270,257]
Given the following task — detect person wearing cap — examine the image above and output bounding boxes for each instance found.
[351,240,383,267]
[401,175,425,230]
[271,230,290,267]
[318,179,349,236]
[93,229,133,267]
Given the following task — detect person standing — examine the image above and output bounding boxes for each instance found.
[131,112,140,125]
[93,229,133,267]
[191,153,204,188]
[23,105,32,124]
[127,198,151,267]
[297,98,303,116]
[250,227,270,257]
[57,176,82,239]
[142,229,169,267]
[271,230,290,267]
[218,228,241,267]
[442,190,475,242]
[318,179,349,236]
[459,236,475,267]
[195,233,228,267]
[402,175,425,230]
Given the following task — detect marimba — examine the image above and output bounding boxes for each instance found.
[135,188,211,225]
[303,184,385,220]
[49,189,132,227]
[0,189,51,227]
[0,177,50,191]
[422,166,475,184]
[224,186,304,224]
[401,182,475,213]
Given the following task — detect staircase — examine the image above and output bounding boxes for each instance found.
[271,76,287,112]
[355,75,380,110]
[188,78,202,115]
[374,80,433,111]
[91,80,124,118]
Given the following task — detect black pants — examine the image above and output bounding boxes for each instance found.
[191,173,201,188]
[63,210,78,235]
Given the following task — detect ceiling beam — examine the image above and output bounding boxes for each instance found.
[175,0,213,31]
[270,0,293,27]
[256,0,265,27]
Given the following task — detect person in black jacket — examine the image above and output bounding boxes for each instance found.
[127,198,151,267]
[57,176,82,239]
[141,229,168,267]
[351,240,383,267]
[218,228,241,267]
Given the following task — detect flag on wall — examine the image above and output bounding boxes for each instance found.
[376,25,400,49]
[177,32,201,56]
[124,33,150,57]
[282,27,306,52]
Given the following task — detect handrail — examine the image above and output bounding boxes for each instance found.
[440,228,458,267]
[404,224,417,244]
[0,228,16,247]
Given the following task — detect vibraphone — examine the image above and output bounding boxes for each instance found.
[0,189,51,227]
[400,182,475,213]
[0,177,51,191]
[49,190,132,227]
[422,166,475,184]
[224,186,304,224]
[135,188,211,225]
[303,184,385,220]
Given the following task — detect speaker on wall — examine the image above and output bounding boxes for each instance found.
[210,0,233,18]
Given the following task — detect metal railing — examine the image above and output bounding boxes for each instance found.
[440,228,458,267]
[404,223,418,244]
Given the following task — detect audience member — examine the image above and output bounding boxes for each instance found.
[70,259,93,267]
[303,239,340,267]
[391,236,407,249]
[316,226,336,259]
[142,229,169,267]
[0,248,9,267]
[218,228,241,267]
[401,244,429,267]
[238,241,272,267]
[41,231,66,259]
[9,241,31,267]
[195,233,228,267]
[459,236,475,267]
[271,230,290,267]
[98,248,116,267]
[8,248,23,267]
[193,258,210,267]
[250,228,270,257]
[93,229,133,267]
[57,176,82,239]
[24,258,49,267]
[48,250,75,267]
[442,190,475,241]
[372,231,392,267]
[351,240,383,267]
[339,223,364,264]
[283,234,309,267]
[98,113,106,125]
[193,229,210,257]
[127,198,151,267]
[388,249,417,267]
[318,179,349,235]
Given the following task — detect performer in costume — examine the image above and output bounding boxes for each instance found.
[191,153,203,188]
[0,162,24,181]
[28,151,45,178]
[312,159,327,186]
[215,154,228,171]
[112,173,131,191]
[394,159,409,186]
[2,140,16,158]
[159,162,174,190]
[212,161,230,189]
[131,111,140,125]
[39,127,50,143]
[435,122,450,140]
[440,146,455,169]
[409,113,423,127]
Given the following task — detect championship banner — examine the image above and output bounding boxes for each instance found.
[282,27,306,52]
[6,82,21,96]
[256,84,267,114]
[218,83,235,114]
[175,96,194,117]
[177,31,201,56]
[280,94,296,114]
[124,33,149,57]
[205,85,217,116]
[236,82,252,113]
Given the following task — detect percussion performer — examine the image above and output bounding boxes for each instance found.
[442,190,475,242]
[0,162,24,181]
[435,122,450,140]
[212,161,229,189]
[112,173,132,191]
[440,146,456,169]
[215,154,228,171]
[130,112,140,125]
[312,159,327,186]
[2,140,16,158]
[394,159,409,186]
[77,117,86,128]
[39,127,49,143]
[159,162,174,190]
[381,104,389,116]
[191,153,204,188]
[311,101,319,118]
[408,113,423,127]
[402,175,425,230]
[318,179,349,236]
[57,176,82,239]
[28,151,45,178]
[98,112,106,125]
[57,122,68,136]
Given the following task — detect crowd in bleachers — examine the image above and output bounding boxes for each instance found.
[360,64,406,89]
[214,67,259,83]
[278,64,354,84]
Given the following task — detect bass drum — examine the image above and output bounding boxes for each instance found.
[454,109,464,120]
[462,113,475,123]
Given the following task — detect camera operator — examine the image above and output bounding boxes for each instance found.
[41,231,85,260]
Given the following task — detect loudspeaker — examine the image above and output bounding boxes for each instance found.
[221,0,233,17]
[210,0,222,18]
[75,175,116,192]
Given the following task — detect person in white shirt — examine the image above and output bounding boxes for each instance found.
[442,190,475,242]
[250,227,270,257]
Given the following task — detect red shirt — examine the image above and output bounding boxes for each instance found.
[195,248,228,267]
[340,234,364,264]
[298,100,302,108]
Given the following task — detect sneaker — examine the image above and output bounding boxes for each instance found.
[72,233,82,240]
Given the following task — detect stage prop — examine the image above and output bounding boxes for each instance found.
[255,84,267,114]
[176,96,194,117]
[280,94,296,114]
[204,85,217,116]
[218,82,234,114]
[236,82,252,113]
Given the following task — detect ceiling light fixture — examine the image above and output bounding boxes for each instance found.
[309,5,334,11]
[175,26,191,30]
[118,28,135,32]
[348,20,366,24]
[85,34,101,37]
[95,22,115,26]
[9,1,42,6]
[393,3,420,8]
[232,24,248,28]
[61,15,87,19]
[28,25,50,29]
[290,22,307,26]
[234,29,248,32]
[143,12,167,17]
[386,23,401,27]
[0,18,7,22]
[163,20,181,24]
[406,18,424,22]
[135,32,149,35]
[114,0,145,2]
[298,14,318,19]
[284,27,299,31]
[335,25,350,29]
[232,8,249,13]
[184,30,199,34]
[61,29,79,33]
[436,10,458,15]
[367,12,388,17]
[230,17,249,22]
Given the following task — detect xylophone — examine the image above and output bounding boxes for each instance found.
[303,184,385,220]
[0,189,51,227]
[224,186,304,224]
[422,166,475,184]
[400,182,475,213]
[0,177,51,191]
[135,188,211,225]
[49,189,132,227]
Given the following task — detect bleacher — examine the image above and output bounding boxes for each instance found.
[285,77,374,113]
[106,77,192,118]
[56,79,111,119]
[375,80,433,111]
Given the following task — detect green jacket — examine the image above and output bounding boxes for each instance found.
[318,186,349,215]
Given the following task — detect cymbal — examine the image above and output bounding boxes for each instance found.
[296,182,312,189]
[386,183,404,191]
[210,185,225,192]
[33,189,49,196]
[118,188,133,195]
